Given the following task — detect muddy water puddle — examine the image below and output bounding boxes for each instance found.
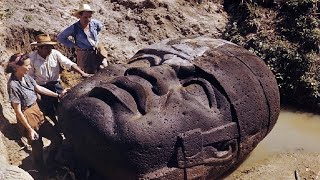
[238,109,320,167]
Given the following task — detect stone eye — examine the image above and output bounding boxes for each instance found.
[182,78,217,109]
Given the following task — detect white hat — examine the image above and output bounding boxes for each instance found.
[73,4,95,18]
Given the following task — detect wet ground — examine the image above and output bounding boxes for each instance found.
[226,109,320,179]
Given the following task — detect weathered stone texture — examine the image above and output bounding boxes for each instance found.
[58,37,280,179]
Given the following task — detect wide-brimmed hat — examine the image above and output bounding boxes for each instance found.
[31,34,58,46]
[72,4,95,18]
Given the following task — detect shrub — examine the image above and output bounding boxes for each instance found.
[223,0,320,112]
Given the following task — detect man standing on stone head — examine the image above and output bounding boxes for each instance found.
[57,4,108,74]
[28,34,91,123]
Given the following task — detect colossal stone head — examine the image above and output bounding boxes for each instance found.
[58,37,280,179]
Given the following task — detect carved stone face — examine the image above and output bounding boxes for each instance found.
[58,37,280,179]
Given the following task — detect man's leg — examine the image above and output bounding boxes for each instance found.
[30,138,45,170]
[38,121,63,168]
[85,51,102,74]
[38,82,63,124]
[76,50,90,73]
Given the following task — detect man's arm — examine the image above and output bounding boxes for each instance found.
[71,64,93,78]
[57,25,77,48]
[54,50,92,77]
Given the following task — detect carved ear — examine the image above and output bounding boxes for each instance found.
[203,139,238,165]
[175,123,239,168]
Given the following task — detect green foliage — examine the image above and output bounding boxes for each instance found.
[245,37,305,100]
[279,0,320,51]
[223,0,320,111]
[281,0,315,14]
[223,23,246,46]
[225,0,275,7]
[223,2,261,35]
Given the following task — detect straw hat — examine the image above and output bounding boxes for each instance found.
[73,4,95,18]
[31,34,58,46]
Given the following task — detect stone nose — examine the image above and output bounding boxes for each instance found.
[89,83,140,116]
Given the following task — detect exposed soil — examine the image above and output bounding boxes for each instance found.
[0,0,319,179]
[226,152,320,180]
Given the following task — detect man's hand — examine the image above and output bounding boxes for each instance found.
[60,88,69,98]
[81,72,94,78]
[28,128,39,141]
[71,64,93,78]
[62,88,70,94]
[100,58,109,69]
[57,88,69,101]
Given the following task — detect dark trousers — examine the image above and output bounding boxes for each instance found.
[76,50,104,74]
[38,81,63,117]
[31,120,63,166]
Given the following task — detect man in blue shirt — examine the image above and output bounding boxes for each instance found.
[57,4,108,74]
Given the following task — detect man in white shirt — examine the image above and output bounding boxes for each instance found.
[28,34,92,122]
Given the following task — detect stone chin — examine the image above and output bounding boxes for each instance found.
[58,37,280,179]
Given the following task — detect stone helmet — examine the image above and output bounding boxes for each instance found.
[58,37,280,179]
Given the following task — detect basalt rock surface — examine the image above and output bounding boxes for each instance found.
[58,37,280,179]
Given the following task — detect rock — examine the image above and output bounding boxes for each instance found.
[58,37,280,179]
[0,158,34,180]
[0,66,15,123]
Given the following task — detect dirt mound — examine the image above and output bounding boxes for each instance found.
[0,0,227,62]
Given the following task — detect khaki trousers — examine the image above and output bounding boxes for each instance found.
[76,43,108,74]
[17,103,62,166]
[18,102,44,138]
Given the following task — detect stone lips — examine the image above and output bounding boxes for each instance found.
[57,37,280,179]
